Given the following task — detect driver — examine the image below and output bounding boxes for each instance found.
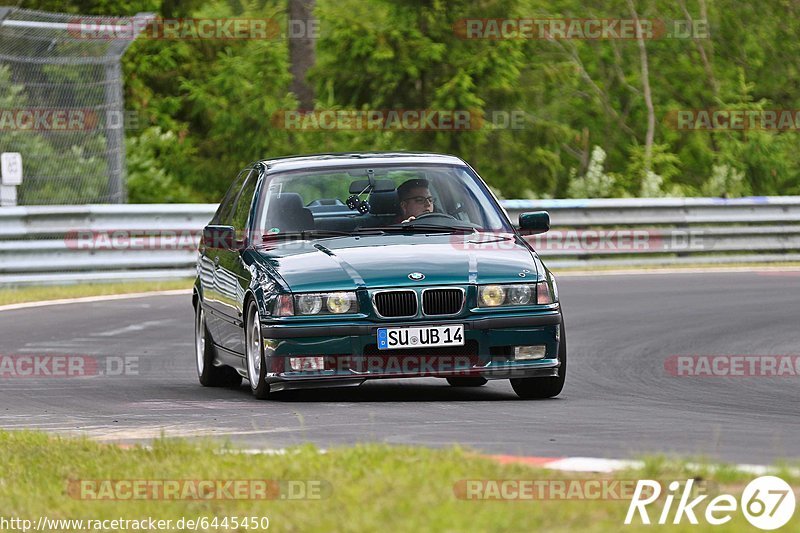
[397,178,434,223]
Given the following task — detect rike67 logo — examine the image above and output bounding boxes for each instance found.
[625,476,795,530]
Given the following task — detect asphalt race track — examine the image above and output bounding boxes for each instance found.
[1,271,798,464]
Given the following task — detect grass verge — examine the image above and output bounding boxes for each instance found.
[0,431,797,532]
[0,280,193,306]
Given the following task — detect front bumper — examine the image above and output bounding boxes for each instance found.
[260,310,562,390]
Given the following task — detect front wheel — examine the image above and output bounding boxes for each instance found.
[195,303,242,388]
[510,316,566,399]
[245,300,271,400]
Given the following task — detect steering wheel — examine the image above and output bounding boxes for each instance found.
[409,212,457,222]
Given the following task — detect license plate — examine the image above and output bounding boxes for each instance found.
[377,324,465,350]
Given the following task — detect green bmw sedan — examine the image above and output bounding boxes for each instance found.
[193,152,565,399]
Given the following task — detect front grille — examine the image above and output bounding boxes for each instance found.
[373,290,417,317]
[422,288,463,316]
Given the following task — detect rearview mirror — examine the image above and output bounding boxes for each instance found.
[348,178,396,194]
[518,211,550,234]
[203,225,236,250]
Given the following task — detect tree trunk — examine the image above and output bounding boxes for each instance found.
[627,0,655,175]
[288,0,316,109]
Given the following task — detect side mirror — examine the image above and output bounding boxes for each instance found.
[203,225,236,250]
[518,211,550,234]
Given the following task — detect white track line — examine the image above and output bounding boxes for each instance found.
[556,266,800,277]
[0,289,192,312]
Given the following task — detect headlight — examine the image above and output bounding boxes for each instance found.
[297,294,323,315]
[292,292,359,315]
[478,283,550,308]
[326,292,356,314]
[479,285,506,307]
[507,284,532,305]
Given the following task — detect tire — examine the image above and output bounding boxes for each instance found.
[245,300,271,400]
[510,315,566,399]
[446,377,488,387]
[195,303,242,388]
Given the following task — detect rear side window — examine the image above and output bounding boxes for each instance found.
[213,168,251,226]
[230,170,258,231]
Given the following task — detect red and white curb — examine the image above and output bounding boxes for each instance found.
[485,454,800,476]
[487,454,639,473]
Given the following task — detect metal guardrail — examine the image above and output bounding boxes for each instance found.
[503,197,800,265]
[503,197,800,226]
[1,197,800,285]
[0,204,215,284]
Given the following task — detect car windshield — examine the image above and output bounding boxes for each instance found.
[253,164,511,238]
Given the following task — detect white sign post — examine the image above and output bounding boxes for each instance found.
[1,152,23,185]
[0,152,23,207]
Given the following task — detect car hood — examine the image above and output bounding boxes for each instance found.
[252,233,542,292]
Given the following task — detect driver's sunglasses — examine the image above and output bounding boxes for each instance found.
[406,195,435,205]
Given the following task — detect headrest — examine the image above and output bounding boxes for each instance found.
[368,190,400,215]
[266,192,314,232]
[271,192,305,211]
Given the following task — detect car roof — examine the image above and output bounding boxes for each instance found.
[257,152,468,173]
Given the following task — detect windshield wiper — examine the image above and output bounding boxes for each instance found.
[467,232,515,244]
[261,225,478,241]
[262,230,353,241]
[356,224,476,234]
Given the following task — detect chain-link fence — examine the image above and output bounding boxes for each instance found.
[0,7,150,205]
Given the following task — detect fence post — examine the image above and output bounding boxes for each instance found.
[104,51,126,203]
